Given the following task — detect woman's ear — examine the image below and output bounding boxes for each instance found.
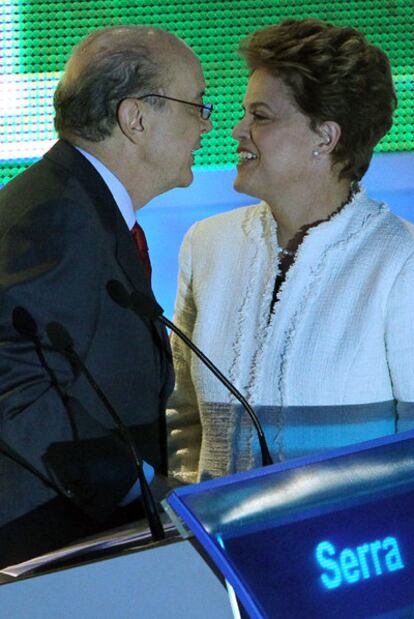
[117,98,145,143]
[316,120,342,154]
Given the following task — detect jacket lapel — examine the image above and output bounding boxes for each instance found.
[44,140,154,297]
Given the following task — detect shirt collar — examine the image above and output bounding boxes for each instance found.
[75,146,136,230]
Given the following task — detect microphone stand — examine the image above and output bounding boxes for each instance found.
[107,280,273,467]
[46,321,165,541]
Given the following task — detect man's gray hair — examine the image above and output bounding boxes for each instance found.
[54,26,174,142]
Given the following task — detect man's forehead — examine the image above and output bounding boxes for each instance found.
[158,41,199,67]
[166,55,205,96]
[70,27,186,68]
[65,28,205,98]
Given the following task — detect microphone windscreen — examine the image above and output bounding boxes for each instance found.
[46,321,74,352]
[106,279,130,309]
[130,291,163,320]
[12,306,38,337]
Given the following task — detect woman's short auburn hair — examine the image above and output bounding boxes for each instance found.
[239,19,397,181]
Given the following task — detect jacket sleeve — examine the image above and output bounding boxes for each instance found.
[0,198,137,524]
[167,226,202,483]
[385,250,414,432]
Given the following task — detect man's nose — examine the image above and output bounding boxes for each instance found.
[201,116,213,134]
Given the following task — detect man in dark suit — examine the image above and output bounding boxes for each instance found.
[0,25,212,567]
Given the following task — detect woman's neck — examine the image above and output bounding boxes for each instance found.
[268,178,352,248]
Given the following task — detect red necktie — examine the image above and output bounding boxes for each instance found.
[131,222,152,281]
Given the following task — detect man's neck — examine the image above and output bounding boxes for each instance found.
[71,137,164,212]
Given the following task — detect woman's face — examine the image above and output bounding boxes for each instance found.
[232,68,321,204]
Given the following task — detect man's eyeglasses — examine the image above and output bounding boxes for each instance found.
[136,94,213,120]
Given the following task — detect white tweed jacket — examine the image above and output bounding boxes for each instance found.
[167,190,414,482]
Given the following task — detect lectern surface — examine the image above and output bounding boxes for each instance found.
[0,539,233,618]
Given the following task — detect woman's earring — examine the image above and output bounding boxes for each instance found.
[312,149,320,157]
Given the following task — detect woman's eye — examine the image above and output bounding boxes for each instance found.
[252,112,268,121]
[237,109,269,121]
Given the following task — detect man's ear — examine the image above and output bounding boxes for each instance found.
[316,121,342,154]
[117,98,146,143]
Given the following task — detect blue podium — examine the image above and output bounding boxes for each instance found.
[165,430,414,619]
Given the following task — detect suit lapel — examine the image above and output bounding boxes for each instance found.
[44,140,154,297]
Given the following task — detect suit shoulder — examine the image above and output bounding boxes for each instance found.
[1,157,69,201]
[0,159,91,236]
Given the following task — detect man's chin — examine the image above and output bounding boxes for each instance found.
[177,169,194,188]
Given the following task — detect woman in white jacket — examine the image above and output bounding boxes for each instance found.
[168,19,414,482]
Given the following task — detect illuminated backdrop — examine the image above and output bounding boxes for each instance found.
[1,0,414,187]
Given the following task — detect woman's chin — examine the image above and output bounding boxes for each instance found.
[234,172,254,196]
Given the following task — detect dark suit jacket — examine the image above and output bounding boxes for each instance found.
[0,141,174,566]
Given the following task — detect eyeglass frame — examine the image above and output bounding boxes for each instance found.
[130,94,213,120]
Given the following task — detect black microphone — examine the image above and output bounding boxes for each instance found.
[12,306,38,338]
[12,307,73,421]
[13,306,56,381]
[106,280,273,467]
[9,307,76,495]
[46,320,165,541]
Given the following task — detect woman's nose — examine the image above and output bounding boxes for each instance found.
[232,116,249,140]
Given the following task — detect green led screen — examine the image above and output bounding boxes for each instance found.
[1,0,413,186]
